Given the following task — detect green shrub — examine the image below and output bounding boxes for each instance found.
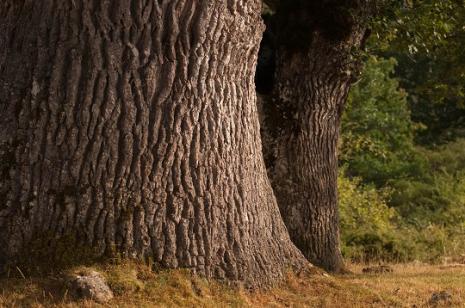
[338,170,412,262]
[339,139,465,262]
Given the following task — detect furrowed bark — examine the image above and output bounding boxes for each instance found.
[0,0,307,287]
[261,2,369,273]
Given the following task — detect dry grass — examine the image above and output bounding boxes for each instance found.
[0,262,464,307]
[345,263,465,307]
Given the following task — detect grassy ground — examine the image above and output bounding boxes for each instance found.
[1,262,464,307]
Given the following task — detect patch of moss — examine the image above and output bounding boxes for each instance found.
[104,264,146,296]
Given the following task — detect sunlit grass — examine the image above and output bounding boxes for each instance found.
[1,262,464,307]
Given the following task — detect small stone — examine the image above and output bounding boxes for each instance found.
[66,270,114,303]
[428,291,452,307]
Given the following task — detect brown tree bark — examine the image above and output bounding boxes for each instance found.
[0,0,307,287]
[261,2,369,272]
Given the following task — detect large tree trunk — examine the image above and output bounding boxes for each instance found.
[0,0,307,287]
[262,3,368,272]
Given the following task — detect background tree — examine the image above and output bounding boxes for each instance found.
[0,0,307,287]
[259,0,376,272]
[340,56,423,186]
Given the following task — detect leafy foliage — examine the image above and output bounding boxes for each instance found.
[392,50,465,144]
[374,0,465,144]
[340,56,465,262]
[340,56,424,186]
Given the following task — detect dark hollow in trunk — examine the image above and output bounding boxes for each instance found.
[0,0,307,287]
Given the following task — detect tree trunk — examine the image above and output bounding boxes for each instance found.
[0,0,307,287]
[262,4,368,272]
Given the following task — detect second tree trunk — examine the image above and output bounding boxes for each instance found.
[262,4,368,272]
